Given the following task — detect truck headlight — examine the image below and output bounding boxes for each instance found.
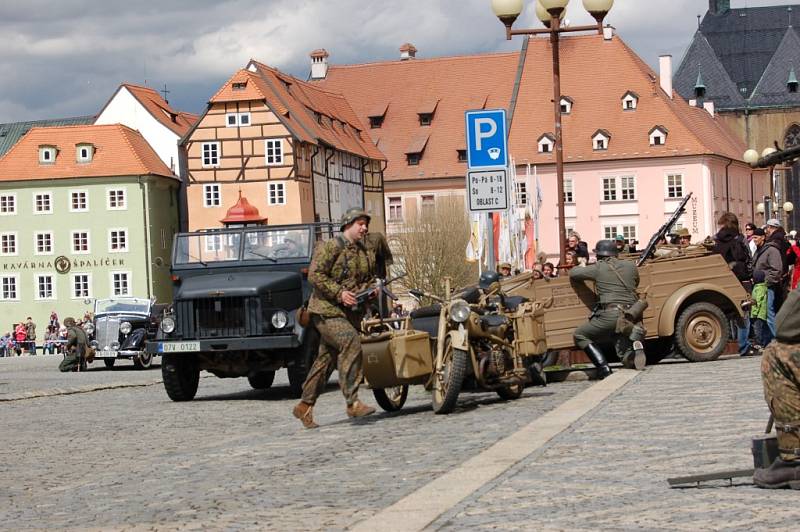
[120,321,132,335]
[449,299,471,323]
[83,322,95,335]
[160,316,176,333]
[271,310,289,329]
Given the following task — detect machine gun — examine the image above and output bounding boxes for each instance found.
[636,192,693,267]
[351,273,406,315]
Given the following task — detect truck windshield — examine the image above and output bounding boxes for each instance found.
[175,233,243,264]
[173,228,313,264]
[242,228,311,261]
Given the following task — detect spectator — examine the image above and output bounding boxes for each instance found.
[497,262,513,278]
[752,227,783,344]
[614,235,630,254]
[57,325,68,354]
[25,316,37,356]
[566,232,590,263]
[44,326,58,355]
[750,270,769,351]
[542,262,556,278]
[48,311,60,331]
[0,332,10,357]
[712,212,752,355]
[790,232,800,290]
[765,219,791,303]
[558,250,578,273]
[744,222,757,256]
[14,322,27,355]
[532,267,544,280]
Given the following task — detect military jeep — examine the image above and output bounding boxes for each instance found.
[146,223,335,401]
[505,246,749,364]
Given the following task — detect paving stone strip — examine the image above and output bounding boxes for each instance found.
[349,369,640,532]
[0,379,164,401]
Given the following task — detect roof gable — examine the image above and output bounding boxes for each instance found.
[750,27,800,107]
[674,31,744,109]
[97,83,197,136]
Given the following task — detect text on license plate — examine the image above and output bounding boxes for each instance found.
[158,341,200,353]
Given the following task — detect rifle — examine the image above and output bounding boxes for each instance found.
[636,192,693,267]
[351,273,407,315]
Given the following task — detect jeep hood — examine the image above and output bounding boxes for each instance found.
[175,271,301,299]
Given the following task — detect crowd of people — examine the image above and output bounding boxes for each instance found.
[0,311,94,357]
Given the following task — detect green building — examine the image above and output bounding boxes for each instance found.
[0,124,180,333]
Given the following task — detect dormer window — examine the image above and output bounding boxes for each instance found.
[405,132,429,166]
[538,133,555,154]
[559,97,573,115]
[369,116,384,128]
[38,145,57,164]
[457,149,467,162]
[419,113,433,126]
[592,130,611,151]
[649,126,668,146]
[621,91,639,110]
[76,144,94,163]
[407,153,421,166]
[788,67,799,93]
[417,100,438,126]
[232,82,247,91]
[367,102,389,129]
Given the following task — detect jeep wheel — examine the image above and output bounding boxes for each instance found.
[431,338,467,415]
[288,326,320,398]
[104,359,116,369]
[373,385,409,412]
[248,371,276,390]
[132,352,153,369]
[675,302,729,362]
[162,354,199,401]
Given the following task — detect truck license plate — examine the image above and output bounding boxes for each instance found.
[158,341,200,353]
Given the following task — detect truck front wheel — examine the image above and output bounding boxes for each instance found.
[675,302,729,362]
[162,354,200,401]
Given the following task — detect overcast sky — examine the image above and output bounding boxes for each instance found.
[1,0,797,122]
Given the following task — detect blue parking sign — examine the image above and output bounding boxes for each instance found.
[465,109,508,169]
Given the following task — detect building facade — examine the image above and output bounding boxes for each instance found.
[181,61,385,233]
[0,124,180,330]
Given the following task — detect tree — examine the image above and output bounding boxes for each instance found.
[391,197,478,298]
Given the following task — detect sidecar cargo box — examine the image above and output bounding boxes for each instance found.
[391,330,432,379]
[363,330,432,389]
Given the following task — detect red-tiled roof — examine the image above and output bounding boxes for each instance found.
[315,35,746,182]
[0,124,177,182]
[111,83,198,136]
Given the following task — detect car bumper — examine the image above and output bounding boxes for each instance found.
[93,350,143,359]
[145,335,300,354]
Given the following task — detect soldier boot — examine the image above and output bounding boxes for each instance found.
[584,343,612,380]
[293,401,319,429]
[753,458,800,489]
[346,400,375,418]
[622,341,646,370]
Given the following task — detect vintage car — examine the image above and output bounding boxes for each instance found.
[146,223,334,401]
[89,297,166,369]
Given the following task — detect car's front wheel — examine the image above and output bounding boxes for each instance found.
[162,354,199,401]
[133,352,153,369]
[104,359,116,369]
[675,302,729,362]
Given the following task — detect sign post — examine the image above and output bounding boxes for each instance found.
[465,109,509,271]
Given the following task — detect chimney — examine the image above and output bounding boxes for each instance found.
[309,49,329,80]
[708,1,730,15]
[603,25,614,40]
[703,100,715,116]
[659,55,673,99]
[399,43,417,61]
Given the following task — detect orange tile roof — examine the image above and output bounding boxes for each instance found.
[315,51,521,181]
[208,62,384,162]
[314,35,747,181]
[0,124,177,182]
[108,83,198,136]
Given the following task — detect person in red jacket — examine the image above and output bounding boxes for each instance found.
[789,231,800,290]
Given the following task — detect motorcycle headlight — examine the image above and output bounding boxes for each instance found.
[271,310,289,329]
[160,316,176,334]
[449,299,471,323]
[120,321,132,335]
[82,322,95,335]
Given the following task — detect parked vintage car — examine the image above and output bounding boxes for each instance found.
[89,297,167,369]
[145,223,336,401]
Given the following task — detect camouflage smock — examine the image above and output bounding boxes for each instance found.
[307,236,374,319]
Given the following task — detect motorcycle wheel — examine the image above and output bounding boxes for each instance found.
[431,338,467,415]
[496,383,524,400]
[373,385,409,412]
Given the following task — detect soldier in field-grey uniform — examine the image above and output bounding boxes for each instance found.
[569,239,646,378]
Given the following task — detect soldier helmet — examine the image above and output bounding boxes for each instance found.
[594,239,618,257]
[340,207,371,231]
[479,270,500,289]
[64,317,76,327]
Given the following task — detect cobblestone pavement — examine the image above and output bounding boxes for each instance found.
[0,355,163,400]
[434,357,795,531]
[0,356,589,530]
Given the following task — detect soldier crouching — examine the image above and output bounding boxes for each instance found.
[292,208,377,429]
[569,239,646,379]
[754,290,800,489]
[58,317,89,372]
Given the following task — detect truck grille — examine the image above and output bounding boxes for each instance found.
[95,317,120,349]
[175,296,265,339]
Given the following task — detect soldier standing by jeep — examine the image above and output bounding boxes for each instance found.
[569,239,645,379]
[292,208,377,428]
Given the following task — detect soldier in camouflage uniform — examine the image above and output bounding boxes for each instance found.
[569,239,646,379]
[58,317,88,372]
[754,289,800,489]
[292,207,378,428]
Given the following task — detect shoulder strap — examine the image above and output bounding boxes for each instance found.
[605,260,635,292]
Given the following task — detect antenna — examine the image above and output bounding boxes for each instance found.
[160,84,171,104]
[697,14,701,28]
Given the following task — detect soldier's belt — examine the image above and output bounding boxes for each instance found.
[775,422,800,434]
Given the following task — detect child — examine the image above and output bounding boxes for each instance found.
[750,269,768,351]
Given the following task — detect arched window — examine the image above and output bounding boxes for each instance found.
[785,123,800,148]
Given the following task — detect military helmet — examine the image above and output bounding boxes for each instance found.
[479,270,500,289]
[340,207,371,231]
[594,239,618,257]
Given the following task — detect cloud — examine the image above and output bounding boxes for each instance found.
[0,0,797,122]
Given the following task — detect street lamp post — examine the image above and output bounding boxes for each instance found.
[492,0,614,264]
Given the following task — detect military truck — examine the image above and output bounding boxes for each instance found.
[145,223,336,401]
[505,245,749,364]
